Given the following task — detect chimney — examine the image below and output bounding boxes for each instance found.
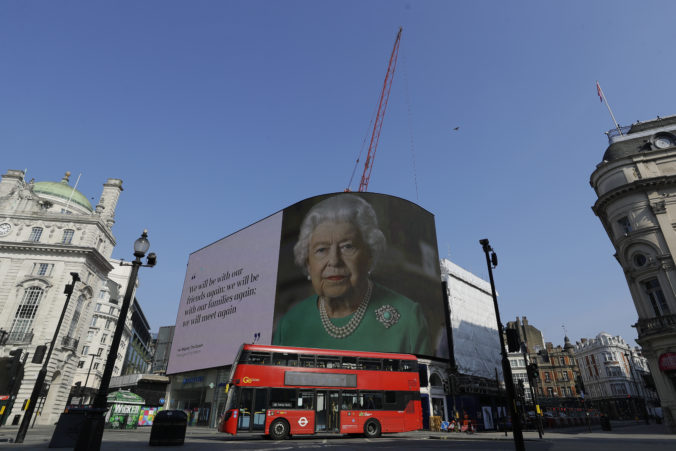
[96,178,123,228]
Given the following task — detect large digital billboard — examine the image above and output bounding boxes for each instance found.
[167,193,446,375]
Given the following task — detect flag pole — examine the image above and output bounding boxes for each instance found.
[597,81,623,136]
[64,173,82,212]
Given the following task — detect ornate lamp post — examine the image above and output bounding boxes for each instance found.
[480,239,525,451]
[75,230,156,451]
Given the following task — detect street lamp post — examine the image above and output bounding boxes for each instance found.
[75,230,156,451]
[15,272,80,444]
[480,239,525,451]
[625,351,650,424]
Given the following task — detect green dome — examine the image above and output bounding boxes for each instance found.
[33,181,93,211]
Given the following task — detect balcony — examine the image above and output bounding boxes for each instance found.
[6,331,34,345]
[635,313,676,338]
[61,335,79,351]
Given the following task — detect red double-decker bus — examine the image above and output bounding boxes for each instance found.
[218,344,422,439]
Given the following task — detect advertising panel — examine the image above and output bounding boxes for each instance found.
[167,212,283,374]
[167,193,446,375]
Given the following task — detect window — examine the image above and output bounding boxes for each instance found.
[562,371,569,381]
[618,216,632,235]
[93,363,100,370]
[644,278,671,316]
[560,357,566,366]
[61,229,74,244]
[105,319,112,329]
[90,317,97,327]
[8,286,44,340]
[547,387,554,397]
[269,388,296,408]
[96,348,103,356]
[87,330,94,339]
[66,295,85,338]
[544,372,551,382]
[33,263,53,276]
[109,306,115,315]
[60,208,72,215]
[361,392,383,409]
[101,334,107,343]
[77,360,85,368]
[28,227,43,242]
[82,346,89,356]
[98,290,106,299]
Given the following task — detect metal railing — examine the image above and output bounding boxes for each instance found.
[6,331,34,345]
[635,313,676,337]
[61,335,79,350]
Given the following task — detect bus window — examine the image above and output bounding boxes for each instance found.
[341,357,357,370]
[273,352,298,367]
[361,392,383,410]
[359,358,382,371]
[300,355,315,368]
[270,388,296,408]
[341,391,358,410]
[383,359,399,371]
[298,391,314,409]
[384,391,396,405]
[242,351,271,365]
[317,356,340,368]
[401,360,418,372]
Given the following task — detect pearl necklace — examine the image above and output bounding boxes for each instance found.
[318,281,372,339]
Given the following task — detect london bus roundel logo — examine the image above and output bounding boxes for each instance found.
[298,417,308,427]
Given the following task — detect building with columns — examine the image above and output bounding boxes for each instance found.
[0,169,127,425]
[590,115,676,432]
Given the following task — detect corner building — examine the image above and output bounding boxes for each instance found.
[590,115,676,432]
[0,170,123,425]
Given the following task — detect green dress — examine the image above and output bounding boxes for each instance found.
[272,282,432,355]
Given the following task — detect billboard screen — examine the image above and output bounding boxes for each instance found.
[167,193,446,374]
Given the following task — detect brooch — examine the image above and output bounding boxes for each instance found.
[375,305,400,328]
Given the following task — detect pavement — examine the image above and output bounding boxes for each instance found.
[0,419,673,449]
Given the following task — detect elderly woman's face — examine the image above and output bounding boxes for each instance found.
[306,221,372,301]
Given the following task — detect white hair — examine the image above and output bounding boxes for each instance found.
[293,194,386,274]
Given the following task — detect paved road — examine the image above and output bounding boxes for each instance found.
[1,420,674,450]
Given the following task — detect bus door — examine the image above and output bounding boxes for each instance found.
[315,391,339,432]
[237,388,267,432]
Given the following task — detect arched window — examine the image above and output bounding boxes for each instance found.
[61,229,74,244]
[9,286,44,341]
[67,295,85,337]
[430,373,443,387]
[28,227,43,242]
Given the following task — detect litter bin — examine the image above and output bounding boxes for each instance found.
[149,410,187,446]
[600,415,611,431]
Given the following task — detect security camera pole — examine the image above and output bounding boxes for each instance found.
[480,239,524,451]
[15,272,80,443]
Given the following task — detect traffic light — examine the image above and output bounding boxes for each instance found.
[527,363,539,380]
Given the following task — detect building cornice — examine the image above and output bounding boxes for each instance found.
[592,175,676,215]
[0,242,114,273]
[0,212,116,246]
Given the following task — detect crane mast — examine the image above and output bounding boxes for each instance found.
[355,27,402,192]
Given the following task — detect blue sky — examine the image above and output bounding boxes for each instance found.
[2,0,675,347]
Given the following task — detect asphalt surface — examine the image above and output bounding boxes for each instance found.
[0,419,674,450]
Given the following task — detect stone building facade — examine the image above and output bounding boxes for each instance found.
[0,169,124,425]
[590,115,676,432]
[574,332,659,420]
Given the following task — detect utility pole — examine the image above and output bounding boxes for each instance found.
[480,239,525,451]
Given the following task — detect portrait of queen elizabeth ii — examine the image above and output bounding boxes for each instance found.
[272,193,434,355]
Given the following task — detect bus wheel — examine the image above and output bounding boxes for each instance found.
[364,419,381,438]
[269,419,290,440]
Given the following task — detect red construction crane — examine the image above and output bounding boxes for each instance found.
[348,27,402,192]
